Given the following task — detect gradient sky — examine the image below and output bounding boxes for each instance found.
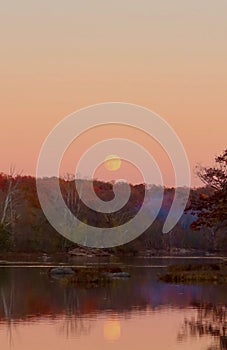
[0,0,226,186]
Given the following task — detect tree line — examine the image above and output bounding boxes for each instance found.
[0,149,226,254]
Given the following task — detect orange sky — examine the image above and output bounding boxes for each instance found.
[0,1,226,187]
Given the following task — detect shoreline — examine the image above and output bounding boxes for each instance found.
[0,253,226,267]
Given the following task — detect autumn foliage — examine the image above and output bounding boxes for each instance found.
[188,149,227,232]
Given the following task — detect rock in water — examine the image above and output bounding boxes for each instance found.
[104,272,131,278]
[49,267,75,276]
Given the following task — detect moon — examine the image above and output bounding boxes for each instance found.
[104,154,121,171]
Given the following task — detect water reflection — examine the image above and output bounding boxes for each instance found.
[58,288,92,337]
[103,319,121,341]
[178,302,227,350]
[1,281,17,346]
[0,259,226,350]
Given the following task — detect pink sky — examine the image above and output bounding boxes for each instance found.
[0,1,226,187]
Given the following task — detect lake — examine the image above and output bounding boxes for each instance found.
[0,257,226,350]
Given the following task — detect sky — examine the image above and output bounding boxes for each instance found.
[0,0,226,187]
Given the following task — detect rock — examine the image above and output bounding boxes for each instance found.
[68,247,111,257]
[40,254,51,262]
[104,272,131,278]
[49,267,75,276]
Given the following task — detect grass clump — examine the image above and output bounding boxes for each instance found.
[159,262,227,284]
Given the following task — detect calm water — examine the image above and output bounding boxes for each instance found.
[0,258,226,350]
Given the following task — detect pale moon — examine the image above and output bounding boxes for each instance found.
[104,154,121,171]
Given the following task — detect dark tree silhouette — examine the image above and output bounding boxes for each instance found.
[188,150,227,244]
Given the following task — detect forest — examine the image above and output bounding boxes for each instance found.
[0,150,226,255]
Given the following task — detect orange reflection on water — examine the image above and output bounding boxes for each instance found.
[103,319,121,342]
[0,310,216,350]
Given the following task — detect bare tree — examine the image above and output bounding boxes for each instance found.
[0,167,21,243]
[59,174,84,249]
